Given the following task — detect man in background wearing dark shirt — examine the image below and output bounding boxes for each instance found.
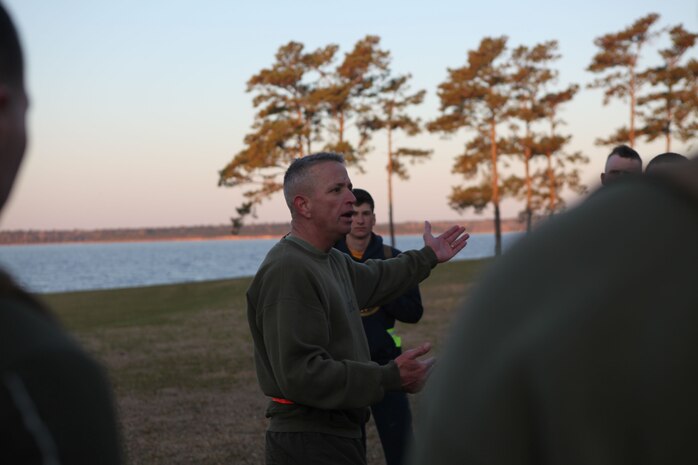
[335,188,422,465]
[600,144,643,186]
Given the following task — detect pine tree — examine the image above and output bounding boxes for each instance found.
[588,13,661,148]
[538,85,588,214]
[508,41,558,232]
[218,41,337,233]
[319,35,390,165]
[638,24,698,151]
[428,37,512,255]
[362,74,430,245]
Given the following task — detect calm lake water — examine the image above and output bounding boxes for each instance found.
[0,233,523,294]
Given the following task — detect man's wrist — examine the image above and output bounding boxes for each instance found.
[420,246,438,267]
[381,360,402,391]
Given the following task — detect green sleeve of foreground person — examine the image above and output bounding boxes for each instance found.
[0,4,123,463]
[247,235,437,438]
[0,283,123,464]
[409,163,698,465]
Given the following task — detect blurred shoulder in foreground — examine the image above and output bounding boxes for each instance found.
[0,3,123,463]
[0,273,123,464]
[410,156,698,465]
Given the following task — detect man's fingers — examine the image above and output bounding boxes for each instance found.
[402,356,438,393]
[402,342,432,360]
[451,234,470,254]
[422,357,436,370]
[423,220,432,238]
[440,225,467,243]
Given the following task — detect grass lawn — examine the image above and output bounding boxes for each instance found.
[41,258,492,465]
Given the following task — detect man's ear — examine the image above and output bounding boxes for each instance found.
[293,195,311,219]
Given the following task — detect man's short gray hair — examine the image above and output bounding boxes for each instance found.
[283,152,345,212]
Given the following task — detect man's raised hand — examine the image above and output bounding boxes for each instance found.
[423,221,469,263]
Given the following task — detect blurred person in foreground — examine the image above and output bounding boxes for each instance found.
[0,3,123,463]
[409,154,698,464]
[334,188,423,465]
[247,152,469,465]
[600,144,643,186]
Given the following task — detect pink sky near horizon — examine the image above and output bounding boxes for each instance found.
[1,0,696,231]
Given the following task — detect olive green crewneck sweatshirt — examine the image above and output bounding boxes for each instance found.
[247,235,437,438]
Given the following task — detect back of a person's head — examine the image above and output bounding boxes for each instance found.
[352,188,374,211]
[0,3,23,87]
[646,152,689,174]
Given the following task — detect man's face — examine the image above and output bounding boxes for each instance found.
[601,154,642,186]
[0,83,28,212]
[348,202,375,241]
[306,161,356,241]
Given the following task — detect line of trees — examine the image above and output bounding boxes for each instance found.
[0,219,531,245]
[219,13,697,254]
[588,13,698,151]
[427,36,586,254]
[217,36,430,246]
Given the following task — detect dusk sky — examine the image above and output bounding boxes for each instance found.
[2,0,696,230]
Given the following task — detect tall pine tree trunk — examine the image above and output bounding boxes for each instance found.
[490,120,502,256]
[524,152,532,233]
[629,69,636,147]
[305,110,312,155]
[524,124,532,233]
[666,89,672,152]
[494,202,502,256]
[387,124,395,247]
[546,151,557,214]
[296,108,304,157]
[547,118,558,214]
[339,111,345,145]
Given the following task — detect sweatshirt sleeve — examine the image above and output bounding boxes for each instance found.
[349,247,437,311]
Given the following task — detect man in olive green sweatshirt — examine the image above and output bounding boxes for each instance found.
[247,152,469,465]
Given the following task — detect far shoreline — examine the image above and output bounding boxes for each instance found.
[0,218,527,246]
[0,234,284,247]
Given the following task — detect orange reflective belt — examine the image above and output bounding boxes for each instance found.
[271,397,294,405]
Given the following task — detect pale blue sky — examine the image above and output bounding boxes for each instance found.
[2,0,697,230]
